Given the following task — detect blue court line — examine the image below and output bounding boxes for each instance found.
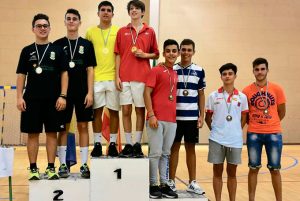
[176,154,299,185]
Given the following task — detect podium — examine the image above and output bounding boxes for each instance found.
[90,157,149,201]
[29,173,89,201]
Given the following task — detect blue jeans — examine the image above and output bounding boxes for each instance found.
[247,132,283,170]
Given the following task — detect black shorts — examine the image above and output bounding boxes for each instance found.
[21,99,65,133]
[64,96,94,123]
[174,120,199,143]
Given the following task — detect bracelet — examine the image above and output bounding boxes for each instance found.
[59,94,67,99]
[148,115,155,118]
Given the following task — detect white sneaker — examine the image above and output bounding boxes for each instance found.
[167,179,177,192]
[187,180,205,195]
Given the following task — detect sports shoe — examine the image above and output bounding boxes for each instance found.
[149,185,162,199]
[132,142,144,158]
[187,180,205,195]
[160,183,178,198]
[28,168,40,180]
[167,179,177,192]
[45,167,59,180]
[119,144,133,158]
[91,142,102,157]
[107,142,119,157]
[80,163,90,179]
[58,164,70,178]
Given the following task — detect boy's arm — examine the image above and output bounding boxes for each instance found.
[144,86,158,129]
[205,112,212,131]
[115,54,122,91]
[198,89,205,128]
[85,66,94,108]
[134,50,159,59]
[16,74,26,111]
[241,112,247,128]
[278,103,286,120]
[56,71,68,111]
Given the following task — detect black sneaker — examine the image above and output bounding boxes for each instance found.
[150,185,162,199]
[132,142,144,158]
[119,144,133,158]
[107,142,119,157]
[80,163,90,179]
[91,142,102,157]
[161,184,178,198]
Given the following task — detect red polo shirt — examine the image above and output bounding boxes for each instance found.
[114,23,159,83]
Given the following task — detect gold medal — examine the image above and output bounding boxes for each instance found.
[131,46,137,53]
[35,66,42,74]
[263,109,269,115]
[69,61,75,68]
[183,89,189,96]
[169,95,174,101]
[226,115,232,121]
[102,47,109,54]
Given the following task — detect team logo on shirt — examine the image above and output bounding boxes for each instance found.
[50,52,55,60]
[79,46,84,54]
[191,70,197,76]
[250,91,275,110]
[29,55,37,61]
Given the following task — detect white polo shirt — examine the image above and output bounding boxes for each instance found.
[206,87,248,148]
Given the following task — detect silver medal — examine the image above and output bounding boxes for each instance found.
[69,61,75,68]
[263,109,269,115]
[226,115,232,121]
[35,66,42,74]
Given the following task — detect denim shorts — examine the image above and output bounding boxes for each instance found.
[246,132,283,170]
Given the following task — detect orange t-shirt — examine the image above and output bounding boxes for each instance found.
[243,82,286,133]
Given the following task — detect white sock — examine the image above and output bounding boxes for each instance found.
[125,132,133,145]
[58,146,67,165]
[135,131,143,143]
[94,132,102,143]
[80,147,89,165]
[110,133,117,143]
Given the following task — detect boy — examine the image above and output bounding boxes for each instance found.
[205,63,248,201]
[169,39,206,195]
[243,58,286,201]
[86,1,120,157]
[115,0,159,157]
[144,39,179,199]
[54,9,96,179]
[16,13,68,180]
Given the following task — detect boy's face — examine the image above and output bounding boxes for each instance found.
[32,19,50,39]
[180,44,194,63]
[163,45,179,65]
[221,69,236,85]
[129,5,144,20]
[253,64,268,82]
[98,6,114,23]
[65,13,81,32]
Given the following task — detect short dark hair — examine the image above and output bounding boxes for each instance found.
[253,57,268,69]
[127,0,145,14]
[98,1,114,13]
[163,39,179,51]
[32,13,50,28]
[65,8,81,20]
[219,63,237,74]
[180,39,195,51]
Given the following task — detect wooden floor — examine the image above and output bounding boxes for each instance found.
[0,145,299,201]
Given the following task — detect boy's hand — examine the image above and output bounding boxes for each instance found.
[134,49,147,58]
[84,93,93,108]
[17,97,26,111]
[197,116,204,128]
[115,77,123,91]
[149,116,158,129]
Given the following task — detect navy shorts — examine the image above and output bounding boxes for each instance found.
[247,132,283,170]
[174,120,199,143]
[21,98,65,133]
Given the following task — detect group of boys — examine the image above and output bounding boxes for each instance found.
[16,0,286,200]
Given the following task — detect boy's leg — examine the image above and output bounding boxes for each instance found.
[27,133,39,164]
[226,163,238,201]
[169,142,181,180]
[46,132,58,164]
[213,164,224,201]
[185,142,196,182]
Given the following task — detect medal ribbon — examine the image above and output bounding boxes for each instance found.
[100,26,111,47]
[130,24,142,46]
[180,63,192,89]
[254,81,268,109]
[67,38,79,61]
[222,89,233,116]
[35,43,50,66]
[162,64,176,98]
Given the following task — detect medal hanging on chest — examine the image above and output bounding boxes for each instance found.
[34,43,50,74]
[180,64,192,96]
[162,64,176,101]
[223,89,234,121]
[100,26,111,54]
[130,24,142,53]
[67,38,79,68]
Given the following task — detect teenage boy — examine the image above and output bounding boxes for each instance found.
[54,9,96,179]
[243,58,286,201]
[86,1,120,157]
[168,39,206,195]
[144,39,179,199]
[205,63,248,201]
[16,13,68,180]
[115,0,159,157]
